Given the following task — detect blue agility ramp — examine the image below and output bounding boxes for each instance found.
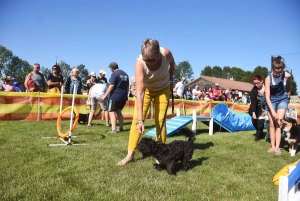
[146,116,193,137]
[211,103,255,132]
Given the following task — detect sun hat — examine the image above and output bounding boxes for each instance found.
[99,70,106,74]
[90,72,96,76]
[6,76,15,82]
[215,83,219,86]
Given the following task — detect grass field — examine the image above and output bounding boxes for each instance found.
[0,118,297,201]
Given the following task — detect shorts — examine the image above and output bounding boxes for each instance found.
[108,99,127,112]
[266,93,288,111]
[90,92,108,111]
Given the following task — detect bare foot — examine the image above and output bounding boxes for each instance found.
[116,156,134,166]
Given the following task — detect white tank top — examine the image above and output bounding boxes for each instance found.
[137,47,170,91]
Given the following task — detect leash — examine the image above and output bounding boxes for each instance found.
[157,98,169,143]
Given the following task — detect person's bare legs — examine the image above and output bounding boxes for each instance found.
[88,110,95,126]
[268,112,276,151]
[274,109,286,153]
[117,150,135,166]
[104,110,110,126]
[116,109,124,129]
[109,111,117,131]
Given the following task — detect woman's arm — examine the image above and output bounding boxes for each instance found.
[164,47,175,89]
[265,76,276,116]
[285,72,292,97]
[135,60,145,134]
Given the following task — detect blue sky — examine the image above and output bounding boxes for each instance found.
[1,0,299,91]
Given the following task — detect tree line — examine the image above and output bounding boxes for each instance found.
[0,45,297,95]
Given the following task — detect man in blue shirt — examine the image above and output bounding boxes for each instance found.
[101,62,129,133]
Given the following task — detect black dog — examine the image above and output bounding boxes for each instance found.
[137,127,195,175]
[73,112,89,124]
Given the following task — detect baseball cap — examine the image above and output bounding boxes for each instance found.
[108,62,118,69]
[215,83,219,86]
[99,69,106,74]
[90,72,96,76]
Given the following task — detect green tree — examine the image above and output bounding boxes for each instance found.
[173,61,194,84]
[0,45,13,78]
[231,67,245,81]
[5,56,31,89]
[58,61,72,81]
[253,66,268,80]
[222,66,231,79]
[211,66,222,78]
[240,71,253,83]
[40,66,51,80]
[287,70,298,95]
[201,66,212,76]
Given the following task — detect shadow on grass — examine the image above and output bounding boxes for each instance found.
[193,142,214,150]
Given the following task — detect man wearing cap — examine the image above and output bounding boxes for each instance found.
[98,69,108,85]
[101,62,129,133]
[86,72,98,93]
[212,83,222,101]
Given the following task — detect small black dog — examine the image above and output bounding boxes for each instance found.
[137,127,195,175]
[73,112,89,124]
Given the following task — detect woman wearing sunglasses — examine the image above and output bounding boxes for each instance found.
[117,38,175,166]
[265,56,291,155]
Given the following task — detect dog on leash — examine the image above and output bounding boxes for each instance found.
[281,117,300,156]
[137,127,196,175]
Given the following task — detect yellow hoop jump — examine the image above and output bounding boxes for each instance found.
[57,106,79,138]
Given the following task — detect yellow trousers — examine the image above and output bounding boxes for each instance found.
[128,86,170,151]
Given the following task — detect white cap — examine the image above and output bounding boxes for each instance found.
[215,83,219,86]
[99,70,106,74]
[90,72,96,76]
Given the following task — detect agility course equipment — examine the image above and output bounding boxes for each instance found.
[56,106,79,138]
[211,103,255,132]
[278,160,300,201]
[146,109,214,137]
[44,86,86,146]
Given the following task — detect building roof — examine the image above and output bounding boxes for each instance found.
[187,75,254,92]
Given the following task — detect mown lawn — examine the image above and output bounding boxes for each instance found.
[0,118,296,201]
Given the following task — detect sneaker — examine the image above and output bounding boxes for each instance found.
[117,128,124,132]
[106,124,111,127]
[87,124,91,127]
[109,130,117,134]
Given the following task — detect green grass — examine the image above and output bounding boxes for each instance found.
[0,118,296,200]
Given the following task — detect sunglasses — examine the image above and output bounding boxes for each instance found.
[253,81,261,86]
[142,58,157,63]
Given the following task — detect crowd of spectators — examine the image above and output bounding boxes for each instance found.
[173,81,250,104]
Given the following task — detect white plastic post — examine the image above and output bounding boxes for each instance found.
[59,86,64,130]
[67,85,77,143]
[176,109,180,116]
[37,93,40,121]
[192,110,196,132]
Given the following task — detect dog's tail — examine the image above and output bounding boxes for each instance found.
[180,127,196,142]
